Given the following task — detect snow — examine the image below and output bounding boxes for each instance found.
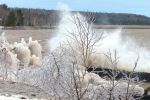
[0,80,50,100]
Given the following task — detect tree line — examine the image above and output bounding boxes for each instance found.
[0,4,24,26]
[1,4,150,27]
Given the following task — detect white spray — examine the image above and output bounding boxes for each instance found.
[49,2,73,50]
[49,3,150,73]
[96,29,150,72]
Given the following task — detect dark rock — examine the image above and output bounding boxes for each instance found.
[87,67,150,82]
[20,97,26,99]
[31,94,36,97]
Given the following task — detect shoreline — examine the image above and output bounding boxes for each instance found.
[1,25,150,30]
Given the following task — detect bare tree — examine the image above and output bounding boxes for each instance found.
[66,13,103,68]
[97,50,143,100]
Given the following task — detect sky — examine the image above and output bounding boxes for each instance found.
[0,0,150,17]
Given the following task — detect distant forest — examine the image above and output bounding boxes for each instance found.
[1,4,150,27]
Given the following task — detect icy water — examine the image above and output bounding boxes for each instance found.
[2,28,150,53]
[95,28,150,50]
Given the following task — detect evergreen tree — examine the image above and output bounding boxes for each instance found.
[5,11,16,26]
[0,4,8,9]
[16,9,24,26]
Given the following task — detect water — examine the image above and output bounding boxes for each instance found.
[94,29,150,72]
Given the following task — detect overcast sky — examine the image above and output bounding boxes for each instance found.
[1,0,150,17]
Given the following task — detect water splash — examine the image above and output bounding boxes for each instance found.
[49,3,87,51]
[95,29,150,72]
[49,3,150,73]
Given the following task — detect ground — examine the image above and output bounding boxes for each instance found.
[0,80,50,100]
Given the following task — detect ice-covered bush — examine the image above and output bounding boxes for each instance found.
[12,49,144,100]
[28,37,42,59]
[0,32,43,70]
[21,38,27,46]
[0,33,17,68]
[0,32,9,47]
[0,33,19,80]
[29,55,41,66]
[13,42,31,67]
